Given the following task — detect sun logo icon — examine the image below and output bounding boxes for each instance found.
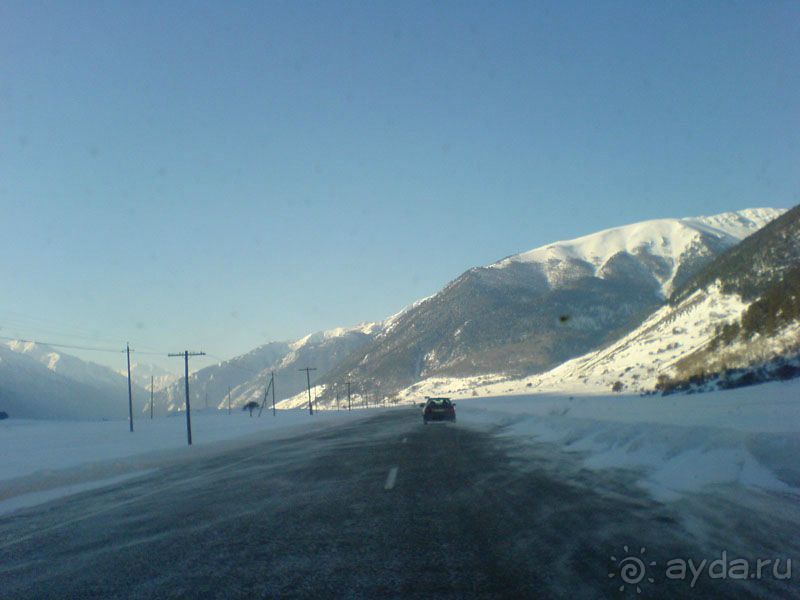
[609,546,656,594]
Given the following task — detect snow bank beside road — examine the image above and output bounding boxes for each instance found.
[463,379,800,433]
[458,380,800,502]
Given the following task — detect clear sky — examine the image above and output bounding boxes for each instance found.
[1,1,798,373]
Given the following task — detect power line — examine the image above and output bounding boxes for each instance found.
[0,335,125,354]
[120,349,167,356]
[0,311,133,345]
[0,333,188,357]
[0,312,184,355]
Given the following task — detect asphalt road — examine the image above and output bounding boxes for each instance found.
[0,409,797,599]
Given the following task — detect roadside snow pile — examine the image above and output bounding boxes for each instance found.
[458,379,800,502]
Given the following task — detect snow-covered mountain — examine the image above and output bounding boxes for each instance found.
[116,362,179,392]
[492,208,780,298]
[6,340,130,391]
[155,323,381,413]
[0,341,149,419]
[311,208,784,401]
[402,205,798,399]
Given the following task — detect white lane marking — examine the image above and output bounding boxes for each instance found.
[402,437,408,444]
[384,466,399,490]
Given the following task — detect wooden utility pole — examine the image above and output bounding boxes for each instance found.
[271,371,276,416]
[168,351,206,446]
[126,343,134,432]
[346,380,351,411]
[299,367,316,415]
[258,375,271,417]
[150,375,154,420]
[336,386,339,411]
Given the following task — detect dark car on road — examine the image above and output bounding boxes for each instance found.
[422,397,456,423]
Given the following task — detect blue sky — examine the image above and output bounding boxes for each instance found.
[1,1,798,372]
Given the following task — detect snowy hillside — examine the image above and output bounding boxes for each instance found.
[404,284,750,399]
[426,284,797,400]
[535,285,746,393]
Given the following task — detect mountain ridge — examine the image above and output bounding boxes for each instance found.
[3,207,788,417]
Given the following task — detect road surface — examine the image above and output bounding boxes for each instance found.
[0,409,797,598]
